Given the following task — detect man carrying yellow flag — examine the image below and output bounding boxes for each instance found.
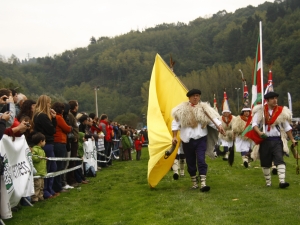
[147,54,225,191]
[147,54,187,188]
[172,89,225,192]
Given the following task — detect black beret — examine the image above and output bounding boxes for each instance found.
[186,89,201,97]
[264,92,279,99]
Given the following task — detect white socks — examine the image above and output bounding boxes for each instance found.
[179,159,185,176]
[262,167,271,186]
[172,159,179,174]
[277,164,286,184]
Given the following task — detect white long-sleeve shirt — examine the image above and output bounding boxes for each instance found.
[252,108,291,137]
[172,118,221,143]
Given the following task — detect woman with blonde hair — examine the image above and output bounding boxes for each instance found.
[33,95,58,199]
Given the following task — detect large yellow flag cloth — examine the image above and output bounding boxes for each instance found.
[147,54,188,188]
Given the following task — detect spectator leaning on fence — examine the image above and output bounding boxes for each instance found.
[75,132,89,184]
[52,102,72,193]
[62,103,74,190]
[31,132,48,202]
[33,95,58,199]
[66,100,81,188]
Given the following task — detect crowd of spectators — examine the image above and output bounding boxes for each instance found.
[291,121,300,140]
[0,88,148,215]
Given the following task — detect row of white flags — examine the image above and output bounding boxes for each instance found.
[0,134,98,219]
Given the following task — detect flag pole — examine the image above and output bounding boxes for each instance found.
[288,92,292,115]
[259,21,265,133]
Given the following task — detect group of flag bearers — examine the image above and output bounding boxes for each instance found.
[165,47,297,192]
[147,21,297,192]
[215,90,253,168]
[169,65,297,191]
[214,63,297,188]
[146,54,297,193]
[170,87,296,191]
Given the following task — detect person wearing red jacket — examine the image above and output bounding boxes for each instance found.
[52,102,72,193]
[134,136,143,160]
[106,121,114,165]
[99,114,113,166]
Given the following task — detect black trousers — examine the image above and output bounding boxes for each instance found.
[259,138,285,167]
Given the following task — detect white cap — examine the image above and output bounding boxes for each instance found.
[241,108,251,112]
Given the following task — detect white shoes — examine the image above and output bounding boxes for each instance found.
[63,184,74,189]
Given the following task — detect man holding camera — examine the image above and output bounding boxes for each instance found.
[252,92,297,188]
[0,88,16,128]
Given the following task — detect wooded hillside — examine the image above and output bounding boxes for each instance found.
[1,0,300,125]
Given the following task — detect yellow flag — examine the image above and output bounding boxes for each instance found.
[147,54,188,188]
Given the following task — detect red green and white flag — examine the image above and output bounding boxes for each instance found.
[242,22,265,144]
[250,34,263,108]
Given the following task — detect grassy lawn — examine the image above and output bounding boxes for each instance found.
[4,146,300,225]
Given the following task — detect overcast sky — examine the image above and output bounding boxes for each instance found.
[0,0,273,60]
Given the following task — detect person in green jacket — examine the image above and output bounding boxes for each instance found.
[31,132,47,202]
[75,132,89,184]
[121,130,131,161]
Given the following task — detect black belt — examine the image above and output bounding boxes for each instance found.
[266,136,281,141]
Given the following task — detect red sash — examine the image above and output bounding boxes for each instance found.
[240,115,248,122]
[264,105,283,131]
[222,115,232,127]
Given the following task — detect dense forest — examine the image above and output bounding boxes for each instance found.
[1,0,300,127]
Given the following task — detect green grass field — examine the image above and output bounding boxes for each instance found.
[4,146,300,225]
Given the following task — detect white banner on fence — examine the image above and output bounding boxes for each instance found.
[0,135,34,218]
[83,139,97,171]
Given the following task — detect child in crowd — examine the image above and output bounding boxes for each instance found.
[121,130,131,161]
[134,135,143,160]
[31,132,47,202]
[75,132,89,184]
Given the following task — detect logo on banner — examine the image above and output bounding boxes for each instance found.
[25,147,33,175]
[3,154,13,191]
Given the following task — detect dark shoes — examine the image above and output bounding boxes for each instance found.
[243,161,248,168]
[47,195,55,199]
[200,186,210,192]
[173,173,179,180]
[11,206,20,212]
[279,182,289,189]
[272,168,278,175]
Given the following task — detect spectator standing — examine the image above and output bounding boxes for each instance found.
[52,102,72,193]
[99,114,112,167]
[31,132,48,202]
[87,114,102,169]
[16,99,36,146]
[112,121,120,158]
[75,132,89,184]
[16,99,36,122]
[134,136,143,160]
[62,103,74,190]
[9,88,19,115]
[121,130,132,161]
[66,100,80,187]
[33,95,58,199]
[0,88,16,127]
